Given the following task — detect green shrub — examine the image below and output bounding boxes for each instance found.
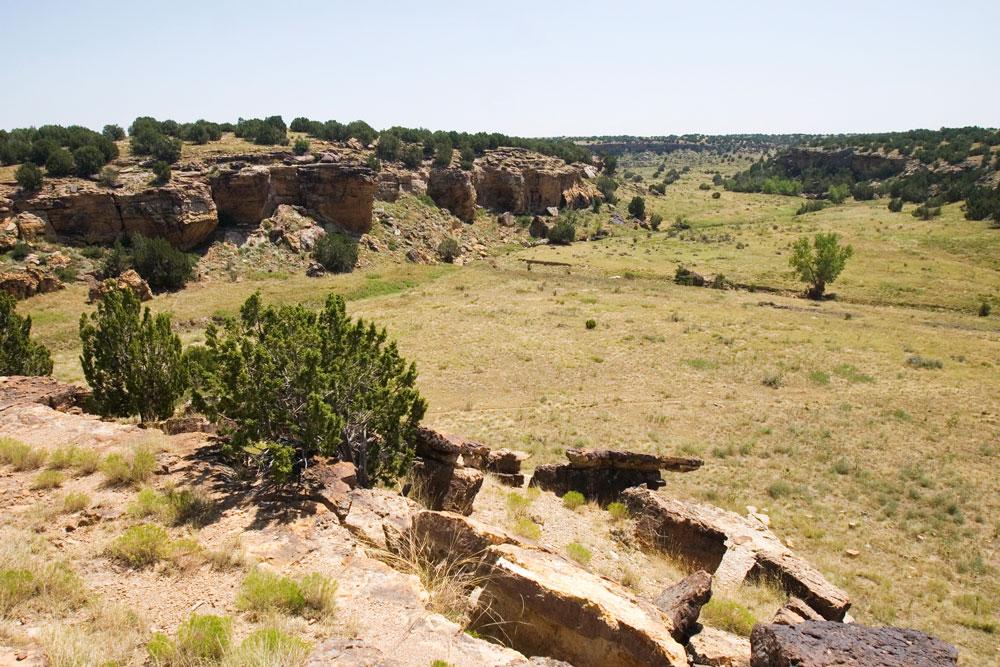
[852,182,875,200]
[292,137,310,156]
[313,232,358,273]
[102,124,125,141]
[151,160,171,185]
[100,445,157,486]
[826,183,850,204]
[700,598,757,636]
[130,233,194,290]
[223,628,310,666]
[979,302,992,317]
[906,355,943,370]
[699,183,711,191]
[432,135,453,167]
[888,197,903,212]
[401,144,423,169]
[789,233,853,299]
[376,132,400,161]
[61,492,90,513]
[627,196,646,219]
[178,614,232,661]
[10,241,31,261]
[192,293,426,488]
[548,219,576,245]
[73,146,105,177]
[30,469,63,490]
[80,288,187,422]
[98,165,119,187]
[0,438,46,471]
[595,175,618,203]
[607,501,629,521]
[0,293,53,376]
[236,569,308,618]
[106,524,172,567]
[437,237,461,262]
[566,542,592,566]
[562,490,585,510]
[912,203,942,220]
[73,448,101,475]
[45,148,75,177]
[128,485,213,526]
[796,200,829,216]
[100,240,132,278]
[762,372,783,388]
[15,163,44,191]
[511,517,541,540]
[585,319,597,330]
[649,213,663,230]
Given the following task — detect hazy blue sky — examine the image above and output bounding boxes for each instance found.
[1,0,996,136]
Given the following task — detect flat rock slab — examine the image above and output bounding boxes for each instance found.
[0,375,88,412]
[750,621,958,667]
[622,488,850,621]
[0,403,149,454]
[565,448,703,472]
[530,463,665,505]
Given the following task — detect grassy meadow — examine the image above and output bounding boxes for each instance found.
[15,152,1000,664]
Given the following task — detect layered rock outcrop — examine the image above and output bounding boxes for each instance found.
[87,269,152,303]
[0,267,63,299]
[427,166,477,222]
[474,148,600,214]
[11,180,218,250]
[210,163,376,233]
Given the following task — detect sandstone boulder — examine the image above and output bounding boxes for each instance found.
[428,167,477,223]
[14,189,121,245]
[688,627,750,667]
[301,459,357,515]
[655,570,713,642]
[413,426,464,465]
[209,166,272,224]
[13,212,50,242]
[88,269,152,303]
[530,448,702,505]
[409,458,484,516]
[339,487,417,550]
[298,163,376,233]
[249,204,325,253]
[529,216,552,239]
[0,218,17,250]
[497,211,516,226]
[772,596,824,626]
[749,621,958,666]
[0,268,63,300]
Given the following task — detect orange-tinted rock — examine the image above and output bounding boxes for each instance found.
[88,269,152,303]
[428,167,477,222]
[474,148,599,214]
[14,188,121,245]
[116,181,218,250]
[0,268,63,300]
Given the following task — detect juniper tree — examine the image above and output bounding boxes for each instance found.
[79,288,186,422]
[191,293,426,487]
[0,293,53,376]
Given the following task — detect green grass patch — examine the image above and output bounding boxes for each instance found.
[236,568,336,620]
[566,542,592,566]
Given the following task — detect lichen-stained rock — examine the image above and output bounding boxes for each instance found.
[427,166,477,223]
[116,181,218,250]
[473,148,599,214]
[0,218,17,250]
[749,621,958,666]
[297,163,376,234]
[13,212,50,242]
[405,509,521,564]
[771,596,824,626]
[621,488,851,621]
[409,458,484,516]
[87,269,152,303]
[654,570,713,642]
[340,487,418,550]
[14,188,122,245]
[413,426,465,465]
[472,542,688,667]
[248,204,326,253]
[688,626,751,667]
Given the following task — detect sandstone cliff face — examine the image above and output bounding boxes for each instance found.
[474,148,598,214]
[210,163,375,234]
[10,181,219,250]
[427,166,477,223]
[775,148,908,181]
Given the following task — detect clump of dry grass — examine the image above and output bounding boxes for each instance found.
[30,469,64,490]
[104,524,206,571]
[100,442,158,487]
[0,528,88,617]
[0,438,47,471]
[127,485,215,526]
[236,568,336,621]
[41,603,145,667]
[61,491,91,513]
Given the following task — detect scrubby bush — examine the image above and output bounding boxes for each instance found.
[826,183,850,204]
[15,162,43,191]
[131,233,194,289]
[607,501,629,521]
[102,124,125,141]
[795,200,829,215]
[191,293,426,487]
[79,288,187,422]
[711,191,721,199]
[10,241,30,261]
[0,293,53,376]
[548,219,576,245]
[566,542,592,565]
[45,148,75,177]
[376,132,400,161]
[562,490,585,510]
[602,155,617,174]
[437,237,461,262]
[101,240,131,278]
[151,160,171,185]
[852,182,875,201]
[888,197,903,212]
[98,165,119,187]
[979,302,992,317]
[147,613,232,664]
[698,183,711,191]
[595,175,618,203]
[912,203,942,220]
[72,146,104,177]
[585,319,597,330]
[150,135,182,163]
[789,233,853,299]
[100,446,157,486]
[106,524,173,567]
[401,144,423,169]
[236,568,336,619]
[292,137,310,156]
[627,196,645,220]
[432,135,453,167]
[649,212,663,230]
[312,232,358,273]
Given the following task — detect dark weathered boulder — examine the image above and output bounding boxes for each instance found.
[409,457,484,516]
[531,463,665,504]
[565,448,703,472]
[654,570,713,642]
[749,621,958,666]
[413,426,464,465]
[0,376,89,413]
[529,215,552,239]
[427,166,477,223]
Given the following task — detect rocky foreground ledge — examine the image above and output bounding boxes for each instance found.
[0,376,959,666]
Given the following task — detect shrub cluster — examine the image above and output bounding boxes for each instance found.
[234,116,288,145]
[312,233,358,273]
[0,293,53,376]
